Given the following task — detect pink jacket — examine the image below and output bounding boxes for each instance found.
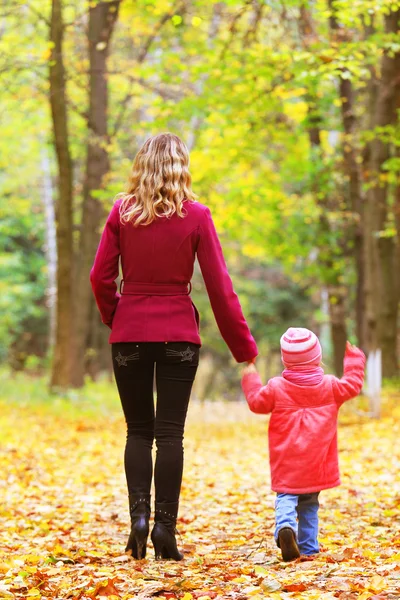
[90,199,258,363]
[242,346,365,494]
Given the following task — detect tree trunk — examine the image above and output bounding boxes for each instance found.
[328,0,366,350]
[86,302,112,381]
[71,1,121,387]
[328,286,347,377]
[395,149,400,364]
[365,8,400,377]
[377,236,399,376]
[307,100,348,375]
[41,146,57,354]
[49,0,74,390]
[299,4,348,374]
[338,78,365,350]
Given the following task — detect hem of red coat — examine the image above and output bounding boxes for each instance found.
[272,479,341,494]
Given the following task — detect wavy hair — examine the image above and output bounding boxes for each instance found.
[118,133,197,226]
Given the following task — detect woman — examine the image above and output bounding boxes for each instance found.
[90,133,257,561]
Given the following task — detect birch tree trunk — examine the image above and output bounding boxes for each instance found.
[41,147,57,353]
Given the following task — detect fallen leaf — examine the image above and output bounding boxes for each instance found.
[0,586,14,599]
[88,578,120,599]
[283,582,307,592]
[260,577,281,592]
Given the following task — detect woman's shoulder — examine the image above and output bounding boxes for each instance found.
[185,201,214,228]
[185,199,209,215]
[113,197,123,210]
[103,198,122,227]
[106,197,123,215]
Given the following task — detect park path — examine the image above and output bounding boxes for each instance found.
[0,396,399,599]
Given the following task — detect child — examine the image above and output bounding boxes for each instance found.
[242,327,365,562]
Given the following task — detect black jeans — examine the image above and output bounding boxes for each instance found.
[112,342,199,504]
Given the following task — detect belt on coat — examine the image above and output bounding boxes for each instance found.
[120,280,192,296]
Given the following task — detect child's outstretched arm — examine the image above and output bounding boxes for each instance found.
[332,342,366,407]
[241,363,275,414]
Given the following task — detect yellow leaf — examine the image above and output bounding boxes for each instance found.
[362,549,378,561]
[358,593,373,600]
[24,556,42,565]
[42,47,52,61]
[388,552,400,561]
[368,575,386,592]
[182,594,193,600]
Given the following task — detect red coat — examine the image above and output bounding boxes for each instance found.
[242,346,365,493]
[90,199,258,363]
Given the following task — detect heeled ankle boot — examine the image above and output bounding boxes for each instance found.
[125,493,151,559]
[151,502,183,561]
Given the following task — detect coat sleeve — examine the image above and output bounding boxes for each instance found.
[90,202,121,328]
[242,372,275,414]
[196,207,258,363]
[332,345,366,407]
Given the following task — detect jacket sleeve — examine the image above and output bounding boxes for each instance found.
[90,202,121,328]
[332,345,366,407]
[196,207,258,362]
[242,372,275,414]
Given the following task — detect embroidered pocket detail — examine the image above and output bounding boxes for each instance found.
[166,346,195,362]
[114,351,139,367]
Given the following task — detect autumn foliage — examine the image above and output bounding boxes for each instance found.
[1,380,400,600]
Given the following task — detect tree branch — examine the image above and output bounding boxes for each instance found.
[243,0,264,46]
[111,1,186,136]
[27,3,51,27]
[220,0,253,61]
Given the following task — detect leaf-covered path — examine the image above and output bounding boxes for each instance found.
[1,395,400,600]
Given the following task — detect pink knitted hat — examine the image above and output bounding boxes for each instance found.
[280,327,322,367]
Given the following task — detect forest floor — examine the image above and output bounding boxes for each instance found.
[0,374,400,600]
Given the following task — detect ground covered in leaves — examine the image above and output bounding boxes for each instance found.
[1,374,400,599]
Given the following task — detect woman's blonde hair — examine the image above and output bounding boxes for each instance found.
[118,133,197,226]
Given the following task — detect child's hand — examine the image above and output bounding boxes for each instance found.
[242,363,258,376]
[345,341,365,360]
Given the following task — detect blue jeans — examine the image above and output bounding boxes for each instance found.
[275,492,320,555]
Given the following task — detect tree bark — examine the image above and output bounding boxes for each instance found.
[308,114,348,375]
[49,0,74,390]
[364,8,400,377]
[86,299,113,381]
[299,4,348,375]
[41,146,57,353]
[71,1,121,387]
[328,0,366,350]
[328,286,347,377]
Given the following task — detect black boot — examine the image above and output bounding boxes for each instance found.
[151,502,183,561]
[277,527,300,562]
[125,493,150,559]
